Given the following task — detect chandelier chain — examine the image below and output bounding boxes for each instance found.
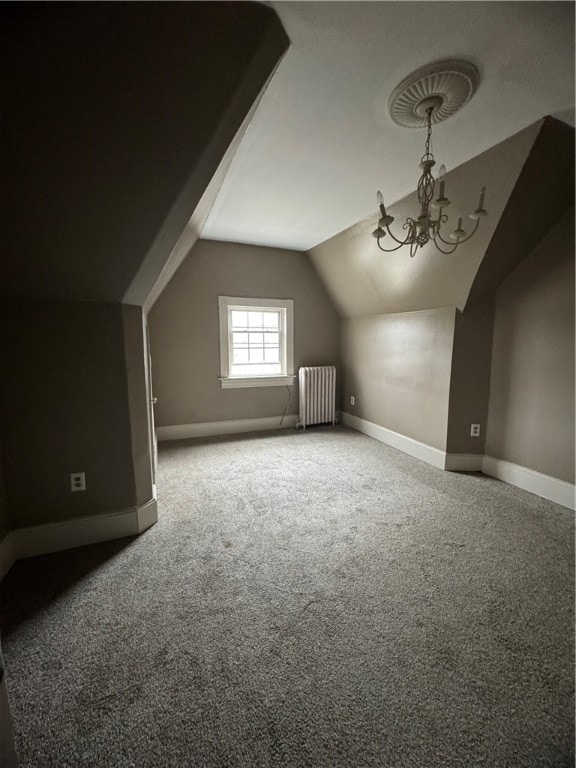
[423,108,433,160]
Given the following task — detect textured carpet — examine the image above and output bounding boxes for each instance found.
[0,425,574,767]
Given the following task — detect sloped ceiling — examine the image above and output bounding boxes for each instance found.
[0,3,288,304]
[2,3,573,310]
[467,117,575,305]
[308,122,542,318]
[202,1,575,251]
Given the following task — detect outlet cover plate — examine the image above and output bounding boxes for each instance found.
[71,472,86,492]
[470,424,481,437]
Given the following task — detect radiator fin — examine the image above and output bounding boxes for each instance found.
[299,366,336,429]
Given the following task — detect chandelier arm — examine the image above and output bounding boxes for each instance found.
[431,237,460,255]
[384,224,413,246]
[435,218,480,247]
[435,230,458,246]
[430,212,449,229]
[453,217,481,244]
[376,237,407,253]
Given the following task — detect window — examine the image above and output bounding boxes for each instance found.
[218,296,294,388]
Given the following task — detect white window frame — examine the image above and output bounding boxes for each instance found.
[218,296,295,389]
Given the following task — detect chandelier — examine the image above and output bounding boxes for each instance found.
[372,60,488,258]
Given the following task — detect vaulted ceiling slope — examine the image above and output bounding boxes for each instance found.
[203,1,575,251]
[467,117,575,305]
[0,3,288,304]
[308,121,553,318]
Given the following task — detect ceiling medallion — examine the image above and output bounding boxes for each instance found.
[388,59,480,128]
[372,59,487,257]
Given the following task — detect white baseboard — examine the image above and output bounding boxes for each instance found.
[342,411,446,470]
[445,453,484,472]
[482,456,575,510]
[0,499,157,581]
[137,498,158,532]
[157,414,298,442]
[342,413,574,510]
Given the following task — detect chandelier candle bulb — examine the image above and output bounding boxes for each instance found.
[451,217,468,240]
[434,164,451,209]
[478,186,486,211]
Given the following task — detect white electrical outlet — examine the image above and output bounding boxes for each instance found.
[71,472,86,492]
[350,396,355,406]
[470,424,481,437]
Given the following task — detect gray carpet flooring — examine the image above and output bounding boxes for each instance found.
[0,425,574,767]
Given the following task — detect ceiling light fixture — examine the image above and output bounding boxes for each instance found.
[372,60,488,257]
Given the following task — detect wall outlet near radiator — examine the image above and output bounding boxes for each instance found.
[350,396,355,406]
[470,424,481,437]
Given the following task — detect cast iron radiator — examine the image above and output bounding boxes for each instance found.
[298,366,336,429]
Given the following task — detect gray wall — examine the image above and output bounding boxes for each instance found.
[485,209,575,482]
[0,300,138,528]
[0,4,288,546]
[149,240,341,426]
[342,308,455,451]
[446,300,495,455]
[446,117,574,458]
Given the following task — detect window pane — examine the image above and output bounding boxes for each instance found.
[263,332,279,347]
[264,347,279,362]
[248,332,264,347]
[231,310,248,328]
[233,348,249,363]
[249,347,265,363]
[233,332,249,347]
[263,311,280,328]
[248,311,263,328]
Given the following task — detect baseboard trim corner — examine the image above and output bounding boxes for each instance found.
[482,456,575,510]
[157,414,298,442]
[137,498,158,532]
[341,414,574,510]
[444,453,484,472]
[342,412,446,470]
[0,498,159,579]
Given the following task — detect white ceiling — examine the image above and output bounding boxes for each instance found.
[202,1,575,252]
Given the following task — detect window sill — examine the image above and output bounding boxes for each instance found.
[220,375,296,389]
